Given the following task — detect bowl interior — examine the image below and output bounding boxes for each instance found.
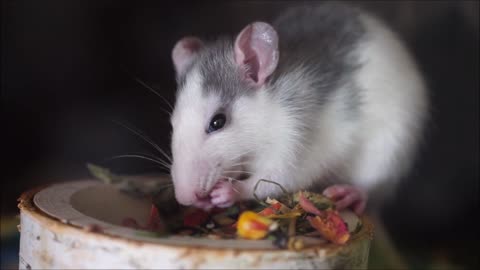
[70,184,151,227]
[33,179,369,250]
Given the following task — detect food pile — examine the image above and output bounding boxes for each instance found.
[87,164,362,250]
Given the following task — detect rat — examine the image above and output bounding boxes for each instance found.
[168,2,429,215]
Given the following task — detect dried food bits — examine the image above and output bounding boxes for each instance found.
[87,165,361,249]
[235,190,352,246]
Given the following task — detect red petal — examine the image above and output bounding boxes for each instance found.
[299,192,324,216]
[146,204,164,231]
[246,220,269,231]
[184,209,209,227]
[307,212,350,245]
[327,211,349,236]
[258,202,285,216]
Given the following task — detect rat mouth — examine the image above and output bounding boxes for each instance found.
[191,160,252,210]
[197,156,252,199]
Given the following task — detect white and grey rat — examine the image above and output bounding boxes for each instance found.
[168,2,429,214]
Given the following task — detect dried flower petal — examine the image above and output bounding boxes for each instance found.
[307,211,350,245]
[298,191,350,244]
[146,204,165,231]
[237,211,277,240]
[257,202,283,216]
[183,208,209,227]
[295,191,335,211]
[298,192,324,216]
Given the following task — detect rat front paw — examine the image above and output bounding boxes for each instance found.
[209,180,238,208]
[323,184,367,215]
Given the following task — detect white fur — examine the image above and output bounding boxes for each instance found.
[347,14,429,195]
[247,13,427,201]
[170,69,220,205]
[171,10,429,207]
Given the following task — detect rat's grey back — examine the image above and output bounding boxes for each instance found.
[270,2,367,112]
[188,2,368,113]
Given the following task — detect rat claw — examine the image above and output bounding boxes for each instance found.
[209,180,237,208]
[211,194,235,206]
[323,184,367,215]
[352,199,366,216]
[210,188,223,198]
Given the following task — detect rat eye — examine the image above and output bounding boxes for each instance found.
[207,113,226,133]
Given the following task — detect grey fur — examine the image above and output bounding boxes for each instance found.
[200,38,256,105]
[177,2,366,116]
[176,37,255,107]
[270,2,366,115]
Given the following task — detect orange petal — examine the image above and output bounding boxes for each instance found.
[237,211,275,240]
[307,211,350,245]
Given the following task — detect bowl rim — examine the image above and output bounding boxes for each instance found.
[18,179,374,253]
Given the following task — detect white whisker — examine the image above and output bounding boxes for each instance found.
[219,176,241,194]
[227,162,248,167]
[105,154,170,170]
[128,152,172,169]
[112,120,173,164]
[130,73,174,112]
[226,149,255,161]
[223,170,253,175]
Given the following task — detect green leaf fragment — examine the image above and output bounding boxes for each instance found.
[87,163,124,184]
[224,205,240,216]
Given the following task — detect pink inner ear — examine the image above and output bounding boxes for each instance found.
[172,37,203,75]
[235,25,259,82]
[234,22,279,86]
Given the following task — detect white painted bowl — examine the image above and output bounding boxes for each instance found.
[18,178,373,269]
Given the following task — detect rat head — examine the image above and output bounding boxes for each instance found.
[170,22,279,207]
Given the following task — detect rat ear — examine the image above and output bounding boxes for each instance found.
[234,22,279,87]
[172,36,204,75]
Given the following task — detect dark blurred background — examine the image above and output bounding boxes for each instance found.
[2,0,478,269]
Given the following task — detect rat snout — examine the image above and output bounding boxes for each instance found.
[174,184,196,206]
[171,167,197,206]
[174,182,212,207]
[171,157,218,207]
